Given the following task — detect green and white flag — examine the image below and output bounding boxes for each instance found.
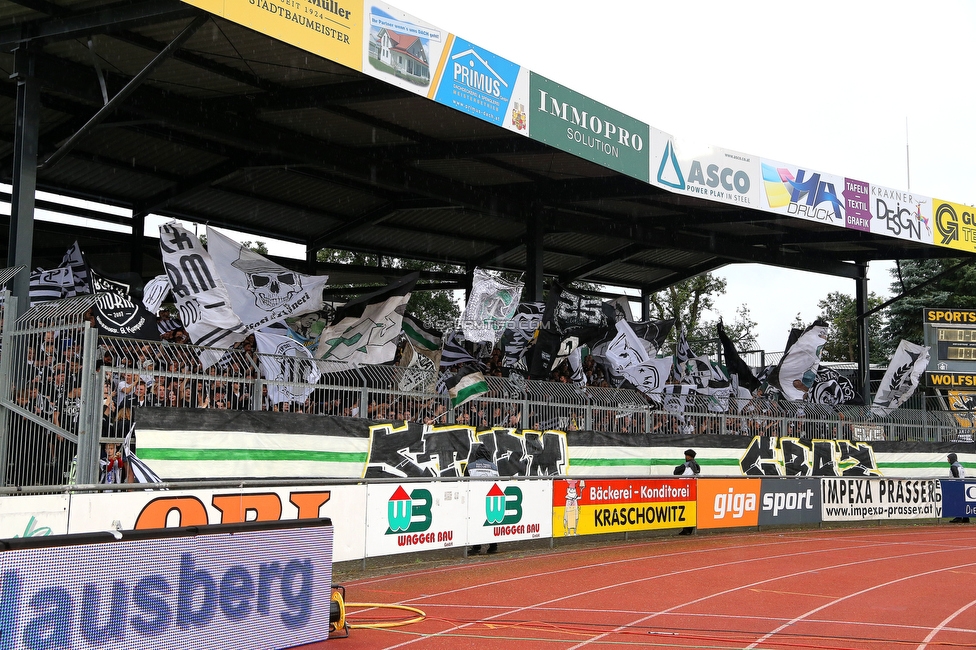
[446,365,489,409]
[401,312,442,351]
[462,267,523,343]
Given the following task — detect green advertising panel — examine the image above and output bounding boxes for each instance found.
[529,73,649,182]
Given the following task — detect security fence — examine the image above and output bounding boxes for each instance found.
[0,312,971,489]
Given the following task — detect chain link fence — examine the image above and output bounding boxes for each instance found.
[2,322,973,489]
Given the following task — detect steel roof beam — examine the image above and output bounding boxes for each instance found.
[0,0,197,46]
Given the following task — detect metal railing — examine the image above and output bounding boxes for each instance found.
[1,319,971,489]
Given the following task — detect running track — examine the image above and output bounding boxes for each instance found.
[299,525,976,649]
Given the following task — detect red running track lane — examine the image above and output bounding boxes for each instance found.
[296,525,976,650]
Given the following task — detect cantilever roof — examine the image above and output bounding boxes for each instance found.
[0,0,961,294]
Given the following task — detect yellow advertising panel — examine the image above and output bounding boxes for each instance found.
[933,199,976,254]
[551,478,696,537]
[181,0,363,71]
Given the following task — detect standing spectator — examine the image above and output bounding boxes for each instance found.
[675,449,701,536]
[465,444,500,555]
[948,453,970,523]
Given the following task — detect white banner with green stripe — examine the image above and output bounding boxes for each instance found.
[134,409,972,480]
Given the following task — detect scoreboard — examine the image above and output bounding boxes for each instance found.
[923,308,976,386]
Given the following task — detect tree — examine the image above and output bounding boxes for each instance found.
[646,273,756,353]
[315,249,461,330]
[817,290,889,363]
[885,258,976,346]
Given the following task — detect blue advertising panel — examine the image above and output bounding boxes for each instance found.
[433,36,528,130]
[940,479,976,519]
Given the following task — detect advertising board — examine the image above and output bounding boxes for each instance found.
[529,73,649,182]
[0,521,334,649]
[432,36,530,134]
[649,130,760,209]
[0,494,69,539]
[68,485,366,562]
[940,479,976,520]
[466,479,551,547]
[821,478,942,521]
[364,481,468,557]
[757,478,820,526]
[551,478,695,537]
[696,478,760,529]
[182,0,363,71]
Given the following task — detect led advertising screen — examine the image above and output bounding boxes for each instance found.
[0,519,334,649]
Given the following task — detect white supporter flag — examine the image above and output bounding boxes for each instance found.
[462,268,524,344]
[776,322,828,401]
[871,340,930,417]
[158,222,247,365]
[622,356,673,396]
[207,227,329,333]
[254,331,322,405]
[605,320,650,373]
[315,274,417,365]
[142,274,171,315]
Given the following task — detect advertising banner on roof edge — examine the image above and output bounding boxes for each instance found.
[759,158,847,229]
[869,184,933,244]
[649,129,760,208]
[933,198,976,254]
[182,0,364,71]
[529,73,650,182]
[362,1,447,96]
[434,36,530,135]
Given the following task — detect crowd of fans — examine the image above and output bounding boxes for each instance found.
[5,313,860,486]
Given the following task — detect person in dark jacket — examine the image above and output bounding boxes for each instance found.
[948,453,970,523]
[466,443,499,554]
[676,449,700,535]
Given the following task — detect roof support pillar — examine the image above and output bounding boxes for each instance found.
[130,212,145,276]
[640,286,651,321]
[856,262,872,405]
[525,209,544,302]
[7,45,40,319]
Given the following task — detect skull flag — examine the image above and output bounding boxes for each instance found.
[207,227,329,333]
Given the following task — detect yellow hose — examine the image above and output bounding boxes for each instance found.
[344,603,427,629]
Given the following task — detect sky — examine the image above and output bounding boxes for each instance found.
[7,1,975,353]
[386,0,976,351]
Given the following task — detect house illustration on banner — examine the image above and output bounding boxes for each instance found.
[369,29,430,85]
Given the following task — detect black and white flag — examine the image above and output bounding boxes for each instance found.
[315,273,417,365]
[498,302,544,369]
[671,323,694,382]
[29,267,75,304]
[141,274,171,316]
[768,320,828,401]
[717,319,759,392]
[462,267,523,343]
[90,268,160,340]
[255,330,321,405]
[605,320,651,373]
[60,241,91,297]
[871,340,930,417]
[159,221,248,360]
[440,330,479,369]
[208,227,329,334]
